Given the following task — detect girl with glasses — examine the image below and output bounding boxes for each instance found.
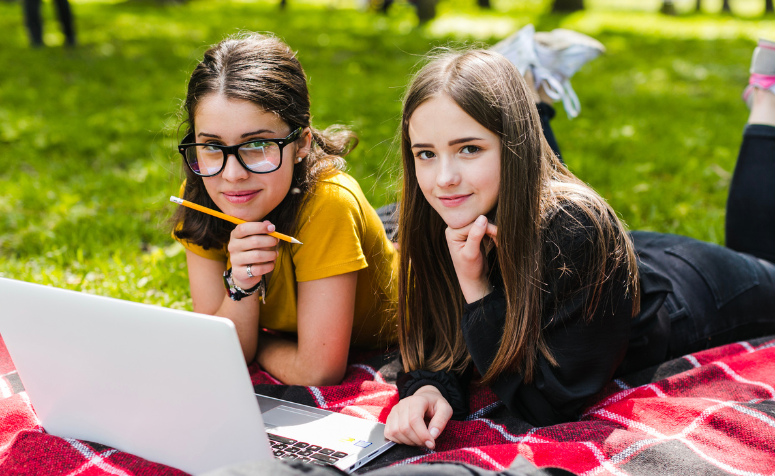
[171,33,397,386]
[385,43,775,448]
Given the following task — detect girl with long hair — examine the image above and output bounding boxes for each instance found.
[385,43,775,448]
[171,33,397,386]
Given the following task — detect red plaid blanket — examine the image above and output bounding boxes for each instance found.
[2,334,775,475]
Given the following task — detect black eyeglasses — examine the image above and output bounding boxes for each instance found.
[178,127,303,177]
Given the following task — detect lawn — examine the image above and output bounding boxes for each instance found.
[0,0,771,309]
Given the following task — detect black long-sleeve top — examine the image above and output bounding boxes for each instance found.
[397,205,673,427]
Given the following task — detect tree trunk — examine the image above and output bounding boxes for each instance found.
[551,0,584,12]
[721,0,731,12]
[415,0,436,23]
[477,0,491,8]
[695,0,702,11]
[660,0,677,15]
[766,0,774,13]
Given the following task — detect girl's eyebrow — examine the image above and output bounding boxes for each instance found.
[448,137,484,145]
[241,129,275,138]
[197,129,275,139]
[411,137,485,149]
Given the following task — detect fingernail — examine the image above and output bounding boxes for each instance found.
[267,223,276,232]
[425,440,434,449]
[430,427,440,438]
[475,215,487,227]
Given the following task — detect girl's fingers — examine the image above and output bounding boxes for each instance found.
[231,262,274,289]
[229,235,279,254]
[445,222,475,245]
[237,249,278,266]
[241,234,280,251]
[385,413,411,446]
[396,401,426,447]
[484,223,498,247]
[462,215,488,259]
[387,430,413,447]
[407,407,434,448]
[231,221,279,241]
[386,397,433,447]
[241,262,274,280]
[426,400,453,444]
[446,217,496,249]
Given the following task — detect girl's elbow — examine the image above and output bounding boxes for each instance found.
[241,342,258,365]
[305,363,347,386]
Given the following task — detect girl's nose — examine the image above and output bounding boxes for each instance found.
[220,154,249,182]
[436,158,461,188]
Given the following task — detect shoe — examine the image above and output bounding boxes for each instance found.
[490,24,541,80]
[744,38,775,109]
[491,25,605,119]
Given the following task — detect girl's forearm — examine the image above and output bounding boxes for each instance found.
[214,295,261,362]
[255,332,347,386]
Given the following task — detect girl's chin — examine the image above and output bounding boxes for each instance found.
[217,203,263,222]
[439,212,481,230]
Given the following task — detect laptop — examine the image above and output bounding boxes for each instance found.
[0,277,394,475]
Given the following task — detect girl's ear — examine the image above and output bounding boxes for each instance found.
[296,127,313,160]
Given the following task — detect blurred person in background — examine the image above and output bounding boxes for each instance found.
[23,0,76,47]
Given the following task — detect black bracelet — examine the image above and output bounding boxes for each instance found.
[223,268,266,303]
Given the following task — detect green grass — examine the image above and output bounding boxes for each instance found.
[0,0,768,308]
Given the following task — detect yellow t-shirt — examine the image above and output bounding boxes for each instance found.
[175,172,398,348]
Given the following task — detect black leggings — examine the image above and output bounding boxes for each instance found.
[726,125,775,263]
[537,104,775,357]
[538,105,775,264]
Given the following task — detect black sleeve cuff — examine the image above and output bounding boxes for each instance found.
[463,286,506,314]
[396,369,470,420]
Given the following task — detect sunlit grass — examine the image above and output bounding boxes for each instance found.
[0,0,759,307]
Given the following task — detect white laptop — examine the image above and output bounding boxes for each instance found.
[0,278,394,475]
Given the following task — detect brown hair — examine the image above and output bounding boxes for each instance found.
[397,49,640,384]
[173,33,357,250]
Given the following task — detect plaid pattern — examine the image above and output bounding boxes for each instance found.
[2,334,774,475]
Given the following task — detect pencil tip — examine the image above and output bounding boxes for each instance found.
[291,238,303,245]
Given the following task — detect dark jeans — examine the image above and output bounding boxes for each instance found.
[537,105,775,358]
[23,0,75,47]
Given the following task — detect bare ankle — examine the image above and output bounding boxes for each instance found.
[749,88,775,127]
[537,85,554,105]
[523,70,542,103]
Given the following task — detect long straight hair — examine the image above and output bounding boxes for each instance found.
[173,33,357,250]
[397,49,640,384]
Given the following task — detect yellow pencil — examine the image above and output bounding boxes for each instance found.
[170,196,303,245]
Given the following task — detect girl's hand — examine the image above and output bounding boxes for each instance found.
[445,215,498,304]
[227,221,280,290]
[384,385,452,450]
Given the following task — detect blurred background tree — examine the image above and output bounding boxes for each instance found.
[552,0,583,12]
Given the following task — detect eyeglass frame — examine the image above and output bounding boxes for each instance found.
[177,126,304,177]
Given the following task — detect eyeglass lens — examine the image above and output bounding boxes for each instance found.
[185,141,282,175]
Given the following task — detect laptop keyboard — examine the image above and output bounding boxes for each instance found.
[267,433,349,466]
